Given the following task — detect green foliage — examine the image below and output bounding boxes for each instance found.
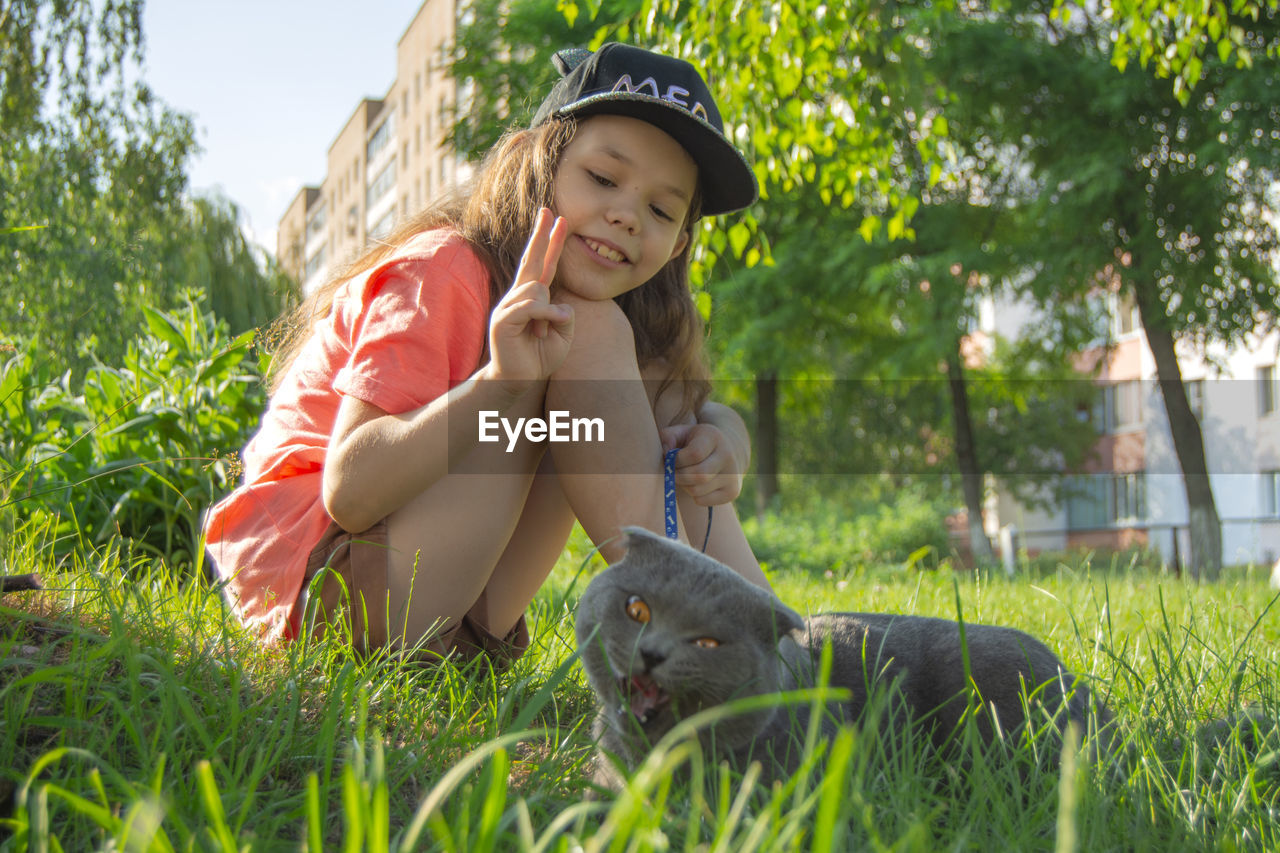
[969,334,1105,510]
[0,296,266,569]
[742,489,956,575]
[936,0,1280,344]
[1015,542,1170,576]
[931,0,1278,576]
[449,0,643,159]
[616,0,953,265]
[1070,0,1280,102]
[0,1,296,371]
[177,196,301,338]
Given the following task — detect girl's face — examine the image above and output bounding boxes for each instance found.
[551,114,698,302]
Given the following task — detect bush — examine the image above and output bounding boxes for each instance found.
[1015,543,1170,577]
[0,294,265,571]
[742,488,954,575]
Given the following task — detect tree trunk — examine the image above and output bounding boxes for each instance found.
[1131,279,1222,580]
[754,372,780,520]
[945,344,997,565]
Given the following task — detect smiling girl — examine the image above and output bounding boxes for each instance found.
[203,43,770,664]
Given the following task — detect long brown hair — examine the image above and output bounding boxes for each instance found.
[268,117,711,419]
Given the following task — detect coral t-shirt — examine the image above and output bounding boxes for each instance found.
[203,229,490,638]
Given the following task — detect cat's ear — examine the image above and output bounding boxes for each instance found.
[765,597,805,639]
[618,526,695,570]
[620,526,670,555]
[724,565,805,642]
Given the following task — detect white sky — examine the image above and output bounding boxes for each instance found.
[142,1,426,256]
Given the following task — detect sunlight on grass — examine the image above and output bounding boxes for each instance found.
[1,514,1277,850]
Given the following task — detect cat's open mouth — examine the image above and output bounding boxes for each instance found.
[623,673,671,726]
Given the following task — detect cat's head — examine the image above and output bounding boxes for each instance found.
[575,527,804,755]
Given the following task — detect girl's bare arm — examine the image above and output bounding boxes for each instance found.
[323,211,571,532]
[321,370,532,533]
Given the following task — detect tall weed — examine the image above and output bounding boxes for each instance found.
[0,293,264,570]
[743,490,953,575]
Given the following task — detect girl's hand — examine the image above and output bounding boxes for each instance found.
[486,209,574,391]
[659,421,747,506]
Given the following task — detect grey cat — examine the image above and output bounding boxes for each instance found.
[575,527,1110,787]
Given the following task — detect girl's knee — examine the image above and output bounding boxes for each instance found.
[554,293,637,378]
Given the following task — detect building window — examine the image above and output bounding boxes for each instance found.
[1263,471,1280,516]
[1186,379,1205,419]
[1112,472,1146,524]
[1066,476,1110,530]
[304,242,328,280]
[369,209,395,242]
[1263,471,1280,517]
[367,111,395,163]
[1112,291,1139,337]
[367,161,397,208]
[1066,473,1147,529]
[1098,380,1142,432]
[305,201,327,241]
[1260,365,1276,416]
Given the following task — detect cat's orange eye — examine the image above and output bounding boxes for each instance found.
[625,595,650,624]
[692,637,720,649]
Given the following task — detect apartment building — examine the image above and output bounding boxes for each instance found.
[277,0,471,293]
[983,291,1280,568]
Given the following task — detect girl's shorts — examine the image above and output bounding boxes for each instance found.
[294,520,530,667]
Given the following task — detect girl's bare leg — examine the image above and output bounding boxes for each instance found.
[381,292,763,646]
[467,452,575,636]
[381,295,673,645]
[545,293,685,561]
[381,382,552,647]
[676,491,769,589]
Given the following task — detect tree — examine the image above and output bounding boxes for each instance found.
[449,0,642,157]
[1,0,294,371]
[609,0,958,510]
[1059,0,1280,103]
[452,0,1108,546]
[932,0,1280,577]
[824,189,1104,563]
[622,0,1110,555]
[178,196,299,338]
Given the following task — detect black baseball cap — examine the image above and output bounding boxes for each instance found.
[531,43,759,217]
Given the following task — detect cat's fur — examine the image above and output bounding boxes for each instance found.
[575,527,1109,786]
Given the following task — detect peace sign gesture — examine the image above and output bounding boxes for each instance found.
[486,208,575,390]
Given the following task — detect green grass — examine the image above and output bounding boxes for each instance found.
[2,516,1278,851]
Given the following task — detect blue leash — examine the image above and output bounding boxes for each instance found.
[663,447,713,552]
[662,448,680,539]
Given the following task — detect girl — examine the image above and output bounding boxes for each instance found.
[203,43,770,664]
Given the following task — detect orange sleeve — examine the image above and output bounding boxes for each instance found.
[334,241,489,415]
